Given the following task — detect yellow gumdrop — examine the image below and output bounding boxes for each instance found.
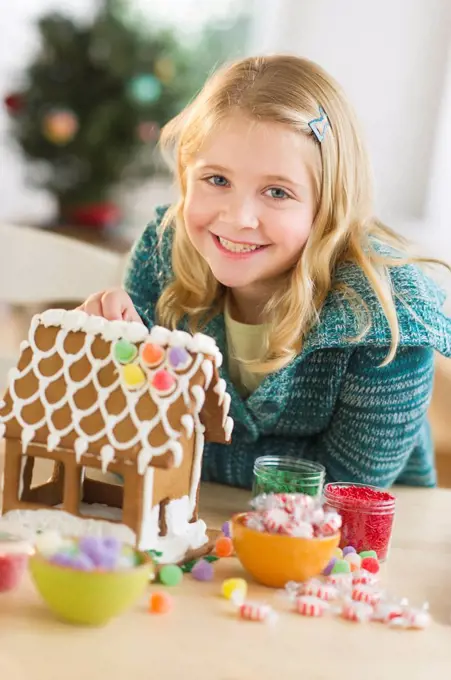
[333,547,343,559]
[122,364,146,389]
[221,578,247,600]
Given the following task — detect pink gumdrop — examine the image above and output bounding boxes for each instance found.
[151,369,176,393]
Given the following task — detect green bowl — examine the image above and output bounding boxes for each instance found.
[29,550,154,626]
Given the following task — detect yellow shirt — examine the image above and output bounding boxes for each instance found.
[224,303,269,398]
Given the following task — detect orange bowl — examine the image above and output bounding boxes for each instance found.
[231,513,340,588]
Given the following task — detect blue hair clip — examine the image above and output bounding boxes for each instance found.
[308,106,330,143]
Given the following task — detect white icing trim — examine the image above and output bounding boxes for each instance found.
[100,445,115,473]
[201,359,213,390]
[47,433,60,452]
[180,414,194,440]
[0,423,5,440]
[225,417,234,442]
[21,427,34,454]
[74,437,89,463]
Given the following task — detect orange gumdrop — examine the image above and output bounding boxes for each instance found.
[215,536,234,558]
[350,562,359,572]
[141,342,165,367]
[148,591,173,614]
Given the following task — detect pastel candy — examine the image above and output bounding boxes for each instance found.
[191,559,214,581]
[159,564,183,586]
[141,342,165,367]
[168,346,190,369]
[359,550,377,560]
[342,546,356,556]
[151,369,176,393]
[322,557,336,576]
[114,339,138,364]
[122,364,146,389]
[333,547,343,559]
[344,552,362,571]
[221,578,247,600]
[331,559,351,574]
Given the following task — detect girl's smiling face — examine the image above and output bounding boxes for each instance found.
[183,114,319,300]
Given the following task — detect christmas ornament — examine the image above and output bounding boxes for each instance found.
[154,58,175,84]
[137,121,160,143]
[4,93,25,115]
[42,109,79,145]
[128,75,162,104]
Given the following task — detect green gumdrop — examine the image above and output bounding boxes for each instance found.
[114,339,138,364]
[359,550,377,560]
[159,564,183,586]
[331,559,351,574]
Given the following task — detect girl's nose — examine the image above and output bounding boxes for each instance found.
[220,198,259,230]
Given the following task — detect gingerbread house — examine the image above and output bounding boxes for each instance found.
[0,309,233,562]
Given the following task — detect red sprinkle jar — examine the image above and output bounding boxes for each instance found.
[323,483,396,561]
[0,532,32,592]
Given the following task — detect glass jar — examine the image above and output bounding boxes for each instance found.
[0,532,33,593]
[252,456,325,499]
[323,482,396,561]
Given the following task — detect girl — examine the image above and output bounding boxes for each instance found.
[79,55,451,489]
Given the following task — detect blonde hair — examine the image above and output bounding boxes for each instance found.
[155,54,446,372]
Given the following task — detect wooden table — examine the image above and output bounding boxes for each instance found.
[1,480,451,679]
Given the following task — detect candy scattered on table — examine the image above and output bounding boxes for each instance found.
[322,557,336,576]
[215,536,234,557]
[238,600,277,624]
[243,492,341,538]
[35,533,138,572]
[301,579,338,601]
[333,548,343,559]
[341,599,373,623]
[221,521,231,538]
[361,557,380,574]
[331,559,350,575]
[342,546,356,556]
[159,564,183,586]
[344,552,361,571]
[191,559,214,582]
[221,578,248,601]
[351,584,382,606]
[296,595,329,617]
[148,591,173,614]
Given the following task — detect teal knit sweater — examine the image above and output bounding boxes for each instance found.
[124,206,451,489]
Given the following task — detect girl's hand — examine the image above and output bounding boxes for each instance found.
[76,288,143,323]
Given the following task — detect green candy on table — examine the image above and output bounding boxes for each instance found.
[359,550,378,559]
[331,559,351,574]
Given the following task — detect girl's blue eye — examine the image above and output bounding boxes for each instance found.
[266,187,290,200]
[207,175,229,187]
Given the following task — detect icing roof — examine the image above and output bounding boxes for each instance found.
[0,310,233,473]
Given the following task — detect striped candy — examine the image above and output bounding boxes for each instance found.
[352,584,381,606]
[239,601,272,622]
[302,579,338,601]
[295,595,328,617]
[352,569,378,586]
[341,600,373,623]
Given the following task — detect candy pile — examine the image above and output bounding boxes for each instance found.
[35,532,139,572]
[243,493,342,538]
[322,546,380,577]
[0,532,33,593]
[282,569,431,630]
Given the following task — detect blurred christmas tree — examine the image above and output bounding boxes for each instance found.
[3,0,249,228]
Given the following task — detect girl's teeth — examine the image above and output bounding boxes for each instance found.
[218,237,262,253]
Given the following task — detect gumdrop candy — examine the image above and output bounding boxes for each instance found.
[114,339,138,364]
[215,536,233,557]
[159,564,183,586]
[122,364,146,390]
[148,591,173,614]
[168,346,191,370]
[151,369,176,394]
[221,578,248,601]
[141,342,165,367]
[322,557,336,576]
[191,559,214,581]
[344,552,362,571]
[331,559,351,574]
[361,557,380,574]
[342,546,356,556]
[359,550,377,560]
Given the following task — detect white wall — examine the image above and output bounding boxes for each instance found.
[249,0,451,224]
